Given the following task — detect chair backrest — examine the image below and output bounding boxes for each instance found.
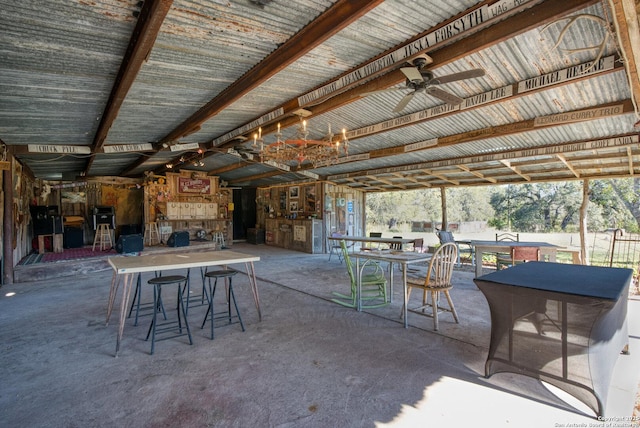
[496,232,519,242]
[437,230,455,244]
[340,240,356,286]
[413,238,424,252]
[369,232,382,238]
[425,242,458,288]
[391,236,403,250]
[510,246,540,263]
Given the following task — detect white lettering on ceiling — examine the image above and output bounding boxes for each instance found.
[28,145,91,154]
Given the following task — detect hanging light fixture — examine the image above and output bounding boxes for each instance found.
[252,118,348,168]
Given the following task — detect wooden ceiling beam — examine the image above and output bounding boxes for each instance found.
[85,0,174,175]
[158,0,382,146]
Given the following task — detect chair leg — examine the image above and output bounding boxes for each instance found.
[443,290,459,324]
[431,290,439,331]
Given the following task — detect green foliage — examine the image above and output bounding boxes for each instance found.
[365,178,640,234]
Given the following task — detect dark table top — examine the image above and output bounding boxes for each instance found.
[475,261,632,300]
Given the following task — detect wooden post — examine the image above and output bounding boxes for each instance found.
[3,168,13,284]
[579,179,590,265]
[440,187,448,231]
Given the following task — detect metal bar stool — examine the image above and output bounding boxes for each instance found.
[201,269,245,340]
[145,274,193,355]
[127,273,167,326]
[179,268,210,316]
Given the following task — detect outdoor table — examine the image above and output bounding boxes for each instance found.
[474,262,632,417]
[105,250,261,357]
[471,240,562,277]
[328,235,415,251]
[350,249,432,328]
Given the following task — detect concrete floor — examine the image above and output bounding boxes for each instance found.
[1,242,639,427]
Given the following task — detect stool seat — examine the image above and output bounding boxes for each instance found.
[148,275,188,285]
[204,270,237,279]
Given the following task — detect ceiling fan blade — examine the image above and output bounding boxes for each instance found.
[393,92,416,113]
[434,68,485,84]
[400,66,424,83]
[427,86,464,105]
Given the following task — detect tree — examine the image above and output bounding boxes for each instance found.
[488,182,583,232]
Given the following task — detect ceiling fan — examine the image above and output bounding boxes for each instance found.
[366,55,485,113]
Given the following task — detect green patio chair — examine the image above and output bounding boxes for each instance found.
[332,240,388,309]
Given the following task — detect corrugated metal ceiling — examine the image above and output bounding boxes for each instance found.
[1,0,639,191]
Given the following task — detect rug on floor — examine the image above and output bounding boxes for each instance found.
[42,247,118,263]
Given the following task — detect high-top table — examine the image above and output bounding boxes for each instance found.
[471,240,562,277]
[106,250,260,357]
[474,262,632,417]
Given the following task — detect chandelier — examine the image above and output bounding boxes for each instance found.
[252,120,348,168]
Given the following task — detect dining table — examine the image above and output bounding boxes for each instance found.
[105,250,260,357]
[349,249,432,328]
[328,235,416,250]
[470,240,563,277]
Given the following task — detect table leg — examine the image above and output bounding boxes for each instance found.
[475,248,484,277]
[402,263,408,328]
[244,261,262,321]
[356,257,362,312]
[387,261,393,303]
[105,272,120,326]
[115,273,135,357]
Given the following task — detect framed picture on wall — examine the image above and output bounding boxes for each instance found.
[279,191,287,210]
[305,186,316,212]
[289,186,299,199]
[290,200,299,212]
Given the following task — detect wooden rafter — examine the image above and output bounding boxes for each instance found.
[557,153,581,177]
[500,160,531,181]
[85,0,174,175]
[457,165,497,183]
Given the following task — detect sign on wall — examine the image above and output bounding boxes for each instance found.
[178,177,211,194]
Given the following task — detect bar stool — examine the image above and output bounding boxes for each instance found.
[201,269,244,340]
[179,269,210,316]
[212,224,225,249]
[127,273,167,326]
[92,224,112,251]
[144,222,160,246]
[145,275,193,355]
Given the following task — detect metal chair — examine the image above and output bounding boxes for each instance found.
[331,240,388,309]
[201,269,245,340]
[495,232,520,267]
[403,242,459,331]
[128,273,167,326]
[436,229,474,266]
[361,232,383,251]
[328,232,347,262]
[145,275,193,355]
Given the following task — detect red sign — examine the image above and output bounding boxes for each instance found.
[178,177,211,194]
